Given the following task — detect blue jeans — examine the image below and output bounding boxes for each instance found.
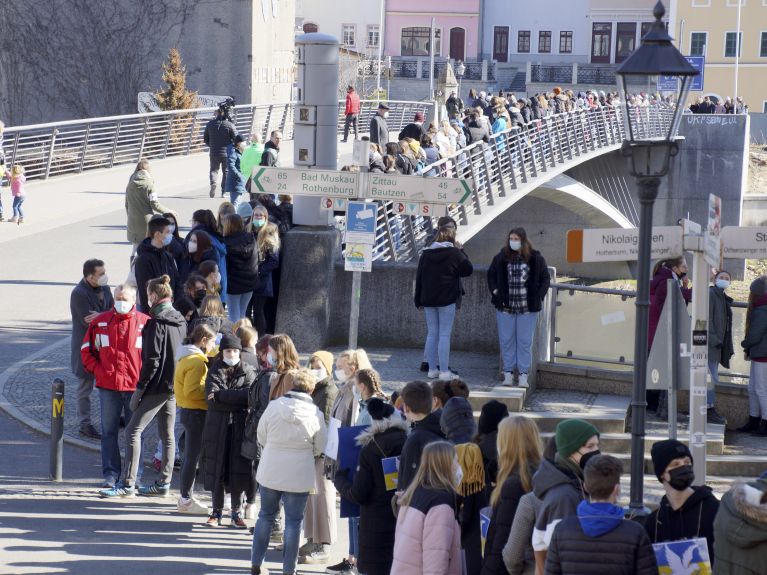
[227,291,253,321]
[424,304,457,373]
[707,358,719,408]
[99,388,134,484]
[12,196,24,219]
[229,190,243,208]
[251,485,309,574]
[496,310,539,374]
[348,515,360,556]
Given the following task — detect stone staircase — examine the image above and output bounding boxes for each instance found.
[508,71,527,95]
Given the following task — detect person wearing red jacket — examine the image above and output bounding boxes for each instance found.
[81,284,150,488]
[343,85,361,143]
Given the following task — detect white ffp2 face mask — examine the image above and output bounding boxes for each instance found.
[114,301,133,315]
[335,369,347,382]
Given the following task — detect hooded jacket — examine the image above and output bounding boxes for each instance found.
[81,307,150,393]
[133,238,181,313]
[532,458,586,552]
[714,480,767,575]
[183,224,228,304]
[398,410,446,491]
[257,390,327,493]
[414,243,473,308]
[487,248,551,313]
[173,344,209,410]
[125,169,172,245]
[545,500,658,575]
[137,303,186,396]
[644,485,720,563]
[203,117,237,157]
[334,413,408,575]
[223,230,258,294]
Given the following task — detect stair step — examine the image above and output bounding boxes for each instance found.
[525,412,627,434]
[468,387,526,412]
[612,453,767,478]
[541,431,725,456]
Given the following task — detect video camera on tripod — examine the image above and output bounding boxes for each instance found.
[217,97,236,122]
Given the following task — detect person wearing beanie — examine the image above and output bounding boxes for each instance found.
[200,330,257,528]
[741,276,767,434]
[714,472,767,574]
[398,110,429,141]
[475,400,510,485]
[645,439,719,562]
[333,397,408,575]
[441,397,488,575]
[300,351,339,563]
[532,419,600,571]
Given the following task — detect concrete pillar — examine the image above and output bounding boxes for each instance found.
[572,63,578,86]
[293,33,339,226]
[481,60,488,82]
[526,61,532,85]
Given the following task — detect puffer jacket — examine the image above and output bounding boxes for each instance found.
[81,307,150,392]
[224,143,246,195]
[391,486,463,575]
[136,303,187,396]
[532,458,586,552]
[714,480,767,575]
[203,117,236,157]
[256,390,327,493]
[173,344,209,410]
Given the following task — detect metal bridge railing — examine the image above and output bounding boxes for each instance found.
[2,99,434,182]
[365,105,676,262]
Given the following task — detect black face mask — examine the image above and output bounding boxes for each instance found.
[667,465,695,491]
[193,289,207,306]
[579,449,601,470]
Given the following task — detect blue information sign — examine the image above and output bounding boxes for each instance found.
[657,56,704,92]
[345,200,377,244]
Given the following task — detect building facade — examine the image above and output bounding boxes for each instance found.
[296,0,383,57]
[586,0,664,64]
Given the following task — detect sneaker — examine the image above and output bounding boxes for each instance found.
[707,408,727,426]
[518,373,529,388]
[230,511,248,529]
[325,558,355,574]
[79,424,101,439]
[138,481,170,497]
[101,477,117,489]
[205,510,223,527]
[152,457,162,472]
[419,361,429,372]
[302,544,329,564]
[439,371,459,381]
[298,540,315,557]
[427,369,440,379]
[173,458,182,469]
[270,524,284,545]
[502,372,514,387]
[100,484,135,498]
[209,184,216,198]
[9,216,17,224]
[17,217,23,225]
[177,496,209,515]
[244,502,256,520]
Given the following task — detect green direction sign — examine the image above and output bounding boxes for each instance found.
[252,167,359,198]
[367,173,473,205]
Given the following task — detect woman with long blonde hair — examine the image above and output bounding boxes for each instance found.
[248,204,281,336]
[265,333,300,399]
[481,415,542,575]
[391,441,463,575]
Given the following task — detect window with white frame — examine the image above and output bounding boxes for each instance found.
[690,32,707,56]
[559,31,573,53]
[367,25,380,48]
[342,24,356,47]
[724,31,742,57]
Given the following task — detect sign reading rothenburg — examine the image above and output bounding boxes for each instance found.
[252,167,359,198]
[567,226,684,263]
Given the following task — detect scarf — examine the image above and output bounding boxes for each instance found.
[456,443,486,497]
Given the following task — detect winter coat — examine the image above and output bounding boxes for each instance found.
[345,91,361,115]
[203,117,237,157]
[331,380,359,428]
[183,224,228,301]
[742,299,767,360]
[80,307,150,392]
[709,286,734,367]
[391,486,463,575]
[477,431,500,485]
[70,279,114,379]
[482,468,536,575]
[241,367,274,461]
[166,236,186,272]
[399,122,427,142]
[311,378,338,426]
[173,344,209,410]
[187,315,233,340]
[133,239,181,313]
[545,500,658,575]
[224,144,246,195]
[334,413,408,575]
[240,142,264,183]
[532,458,586,552]
[260,140,279,167]
[502,492,542,575]
[369,113,389,147]
[446,95,464,118]
[487,249,551,313]
[136,303,186,396]
[414,243,474,308]
[223,231,258,294]
[253,246,279,298]
[201,358,256,495]
[714,480,767,575]
[644,485,720,563]
[256,390,327,493]
[649,267,692,349]
[398,410,445,491]
[125,170,172,245]
[422,145,440,176]
[178,245,220,286]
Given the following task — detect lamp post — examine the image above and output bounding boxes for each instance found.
[455,60,466,100]
[615,0,698,517]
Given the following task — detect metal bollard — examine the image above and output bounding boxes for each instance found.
[50,378,65,481]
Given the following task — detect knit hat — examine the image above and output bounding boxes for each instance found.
[367,397,395,421]
[414,111,425,122]
[236,201,254,220]
[219,333,242,351]
[309,351,333,377]
[750,276,767,297]
[555,419,600,459]
[440,397,477,444]
[477,400,509,435]
[651,439,693,481]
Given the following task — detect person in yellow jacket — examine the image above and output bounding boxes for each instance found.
[174,323,217,514]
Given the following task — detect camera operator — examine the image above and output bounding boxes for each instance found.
[204,98,238,198]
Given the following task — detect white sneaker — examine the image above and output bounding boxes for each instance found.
[439,371,459,381]
[502,372,514,387]
[427,369,440,379]
[518,373,529,388]
[244,502,256,519]
[177,496,209,515]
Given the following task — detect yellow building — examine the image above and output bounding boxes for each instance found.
[668,0,767,111]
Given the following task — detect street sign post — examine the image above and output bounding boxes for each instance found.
[367,172,473,204]
[252,166,360,198]
[566,226,684,263]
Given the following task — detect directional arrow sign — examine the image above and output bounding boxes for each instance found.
[251,167,359,198]
[567,226,684,263]
[367,173,473,205]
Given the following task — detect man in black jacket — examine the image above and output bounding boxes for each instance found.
[369,103,390,148]
[398,111,428,141]
[260,131,282,167]
[204,108,237,198]
[133,216,180,313]
[545,455,658,575]
[397,381,445,491]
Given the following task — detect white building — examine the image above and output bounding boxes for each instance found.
[295,0,384,57]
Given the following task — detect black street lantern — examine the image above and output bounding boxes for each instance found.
[616,0,699,518]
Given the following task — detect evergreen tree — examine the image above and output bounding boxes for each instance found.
[154,48,198,111]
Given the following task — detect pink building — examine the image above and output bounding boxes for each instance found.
[384,0,481,61]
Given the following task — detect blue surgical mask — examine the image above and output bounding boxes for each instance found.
[267,352,275,366]
[509,240,522,251]
[162,234,173,247]
[253,218,266,228]
[715,279,730,290]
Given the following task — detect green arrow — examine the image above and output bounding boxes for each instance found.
[458,180,472,204]
[253,168,266,193]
